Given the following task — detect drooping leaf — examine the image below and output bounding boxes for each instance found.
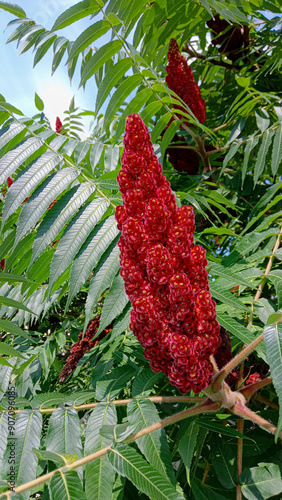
[108,443,185,500]
[0,297,35,314]
[95,58,133,113]
[66,216,119,309]
[240,464,282,500]
[271,122,282,176]
[15,167,78,247]
[0,137,43,185]
[31,182,95,266]
[127,398,176,484]
[84,241,120,330]
[263,322,282,440]
[241,135,259,187]
[49,197,109,294]
[1,410,42,500]
[222,140,242,169]
[84,402,117,500]
[210,436,236,489]
[52,0,102,31]
[104,74,143,130]
[49,470,86,500]
[161,120,180,158]
[253,130,274,185]
[0,341,25,358]
[80,40,122,87]
[178,421,198,485]
[97,273,129,335]
[0,1,26,18]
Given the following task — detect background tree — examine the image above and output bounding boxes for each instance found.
[0,0,281,499]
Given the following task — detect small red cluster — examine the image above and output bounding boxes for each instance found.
[116,114,220,393]
[55,117,63,134]
[245,372,262,386]
[166,39,206,125]
[59,317,112,383]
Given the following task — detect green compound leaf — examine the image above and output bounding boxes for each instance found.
[66,216,118,309]
[104,74,143,130]
[178,421,198,486]
[253,129,274,185]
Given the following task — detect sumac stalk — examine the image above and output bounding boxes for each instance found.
[115,114,220,394]
[166,38,206,124]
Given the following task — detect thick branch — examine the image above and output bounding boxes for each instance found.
[182,42,240,71]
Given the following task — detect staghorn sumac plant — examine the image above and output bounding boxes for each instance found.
[0,1,282,499]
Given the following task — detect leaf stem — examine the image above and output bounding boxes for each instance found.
[232,399,282,439]
[240,377,272,400]
[12,395,204,414]
[255,393,279,410]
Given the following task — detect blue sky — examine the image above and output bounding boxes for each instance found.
[0,0,105,132]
